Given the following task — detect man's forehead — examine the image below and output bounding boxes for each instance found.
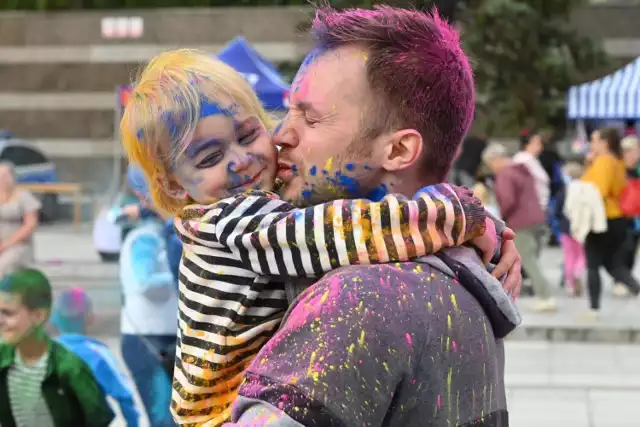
[292,45,369,105]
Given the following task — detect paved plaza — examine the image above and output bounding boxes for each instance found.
[32,224,640,426]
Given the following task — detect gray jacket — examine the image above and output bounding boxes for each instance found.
[224,245,520,427]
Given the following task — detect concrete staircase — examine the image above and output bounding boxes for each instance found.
[0,7,312,213]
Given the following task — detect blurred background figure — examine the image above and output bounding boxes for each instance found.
[118,166,177,427]
[514,130,550,214]
[52,287,140,427]
[582,128,640,319]
[450,135,488,188]
[620,135,640,296]
[483,143,556,312]
[0,268,114,427]
[0,162,41,277]
[552,162,587,297]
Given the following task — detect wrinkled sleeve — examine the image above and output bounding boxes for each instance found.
[186,185,485,280]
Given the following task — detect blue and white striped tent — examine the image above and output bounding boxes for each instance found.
[567,57,640,120]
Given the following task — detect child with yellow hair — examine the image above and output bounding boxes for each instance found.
[121,49,491,426]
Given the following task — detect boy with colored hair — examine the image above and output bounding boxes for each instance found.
[0,268,114,427]
[52,288,140,427]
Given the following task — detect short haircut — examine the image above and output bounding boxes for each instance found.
[121,49,275,215]
[50,288,93,334]
[621,135,640,152]
[481,143,509,165]
[311,6,475,181]
[0,268,52,312]
[563,162,584,180]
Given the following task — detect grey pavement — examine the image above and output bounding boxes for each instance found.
[98,337,640,427]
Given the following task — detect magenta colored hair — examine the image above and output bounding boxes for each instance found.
[311,5,475,180]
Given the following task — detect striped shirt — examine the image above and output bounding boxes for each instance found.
[7,350,55,427]
[171,184,486,426]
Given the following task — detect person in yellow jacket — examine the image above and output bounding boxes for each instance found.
[582,127,640,318]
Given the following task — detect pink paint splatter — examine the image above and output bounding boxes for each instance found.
[405,333,413,347]
[452,340,457,352]
[437,394,441,409]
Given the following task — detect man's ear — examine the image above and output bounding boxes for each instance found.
[380,129,424,172]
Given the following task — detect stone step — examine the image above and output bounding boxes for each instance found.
[0,63,139,92]
[0,8,309,47]
[0,109,112,139]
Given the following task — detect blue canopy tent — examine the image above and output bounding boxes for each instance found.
[217,36,290,110]
[567,57,640,120]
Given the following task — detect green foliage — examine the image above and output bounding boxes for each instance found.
[461,0,609,134]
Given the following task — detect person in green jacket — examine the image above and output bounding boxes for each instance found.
[0,268,114,427]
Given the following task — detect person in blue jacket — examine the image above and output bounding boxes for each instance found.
[118,165,178,427]
[51,287,140,427]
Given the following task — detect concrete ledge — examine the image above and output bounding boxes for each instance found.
[0,42,307,64]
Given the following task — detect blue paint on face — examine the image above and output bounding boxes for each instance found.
[309,166,317,176]
[273,121,283,136]
[363,164,374,171]
[367,184,388,202]
[337,174,360,195]
[302,189,313,199]
[345,163,356,172]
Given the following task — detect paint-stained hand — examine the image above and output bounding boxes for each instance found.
[469,217,497,265]
[491,227,522,300]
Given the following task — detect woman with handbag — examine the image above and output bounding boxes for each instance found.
[582,128,640,319]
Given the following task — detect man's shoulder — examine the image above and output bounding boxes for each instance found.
[301,262,452,307]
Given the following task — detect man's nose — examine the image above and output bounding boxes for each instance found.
[272,115,297,149]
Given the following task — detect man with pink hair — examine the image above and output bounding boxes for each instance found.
[221,6,518,426]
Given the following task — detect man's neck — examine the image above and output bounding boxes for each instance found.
[16,335,49,367]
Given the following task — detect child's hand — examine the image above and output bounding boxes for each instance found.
[469,217,497,265]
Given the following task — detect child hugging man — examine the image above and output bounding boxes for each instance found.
[0,268,114,427]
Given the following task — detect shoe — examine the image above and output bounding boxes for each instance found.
[531,298,557,312]
[573,278,584,297]
[613,283,631,298]
[579,309,600,322]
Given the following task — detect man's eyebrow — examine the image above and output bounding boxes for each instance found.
[295,101,320,115]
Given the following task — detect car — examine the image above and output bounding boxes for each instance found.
[0,131,60,222]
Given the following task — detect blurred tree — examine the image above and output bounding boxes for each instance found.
[461,0,609,133]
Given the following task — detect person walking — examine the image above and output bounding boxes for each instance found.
[582,128,640,318]
[484,143,557,312]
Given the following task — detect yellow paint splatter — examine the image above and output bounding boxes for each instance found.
[358,330,365,347]
[324,157,333,171]
[383,362,390,373]
[348,343,355,353]
[319,289,330,304]
[307,351,317,375]
[447,314,452,330]
[451,294,458,312]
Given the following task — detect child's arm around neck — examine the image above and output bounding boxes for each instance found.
[177,184,487,280]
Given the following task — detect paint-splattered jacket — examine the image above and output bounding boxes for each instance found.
[171,185,487,426]
[224,246,521,427]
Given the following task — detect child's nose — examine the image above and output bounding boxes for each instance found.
[228,152,253,173]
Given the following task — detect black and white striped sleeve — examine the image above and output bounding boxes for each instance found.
[182,185,486,279]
